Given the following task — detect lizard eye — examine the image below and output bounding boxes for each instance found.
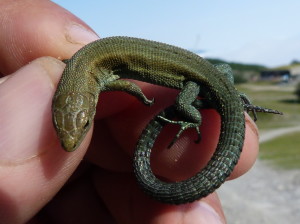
[83,120,90,129]
[76,110,89,130]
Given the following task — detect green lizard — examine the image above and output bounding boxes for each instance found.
[52,36,282,204]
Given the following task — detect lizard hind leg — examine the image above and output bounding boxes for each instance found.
[104,79,154,106]
[239,92,283,121]
[158,81,202,148]
[239,92,258,121]
[214,63,234,85]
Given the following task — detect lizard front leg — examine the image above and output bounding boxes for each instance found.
[104,79,154,106]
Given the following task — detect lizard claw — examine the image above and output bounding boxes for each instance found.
[244,104,283,122]
[194,126,201,144]
[145,97,155,106]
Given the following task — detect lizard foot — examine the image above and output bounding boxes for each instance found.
[157,115,201,148]
[244,104,283,121]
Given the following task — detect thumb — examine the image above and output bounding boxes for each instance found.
[0,57,91,223]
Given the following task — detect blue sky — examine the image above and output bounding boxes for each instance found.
[52,0,299,67]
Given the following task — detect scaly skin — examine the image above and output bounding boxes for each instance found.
[52,36,282,204]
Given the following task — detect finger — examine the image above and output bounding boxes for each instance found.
[150,111,258,181]
[228,113,259,179]
[90,83,259,181]
[0,57,91,224]
[93,169,226,224]
[0,0,99,75]
[33,172,116,224]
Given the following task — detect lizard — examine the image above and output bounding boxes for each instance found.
[52,36,282,204]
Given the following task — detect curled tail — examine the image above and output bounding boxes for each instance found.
[133,104,244,204]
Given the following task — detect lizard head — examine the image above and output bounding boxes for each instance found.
[52,92,96,152]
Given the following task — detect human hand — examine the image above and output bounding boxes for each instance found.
[0,1,259,223]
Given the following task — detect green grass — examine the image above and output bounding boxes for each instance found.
[260,131,300,169]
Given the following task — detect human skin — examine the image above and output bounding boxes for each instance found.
[0,0,259,223]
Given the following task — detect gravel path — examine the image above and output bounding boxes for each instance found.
[218,126,300,224]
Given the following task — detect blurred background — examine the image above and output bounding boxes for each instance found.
[52,1,300,223]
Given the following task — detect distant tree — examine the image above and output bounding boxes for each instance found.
[295,82,300,102]
[291,60,300,65]
[233,73,248,84]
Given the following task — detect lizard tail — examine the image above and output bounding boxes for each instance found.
[133,102,245,204]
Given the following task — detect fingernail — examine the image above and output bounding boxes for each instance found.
[0,75,10,85]
[185,201,225,224]
[65,23,99,45]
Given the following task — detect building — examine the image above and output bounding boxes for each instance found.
[260,64,300,83]
[260,70,291,82]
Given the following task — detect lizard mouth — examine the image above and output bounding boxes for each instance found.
[56,125,90,152]
[60,135,77,152]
